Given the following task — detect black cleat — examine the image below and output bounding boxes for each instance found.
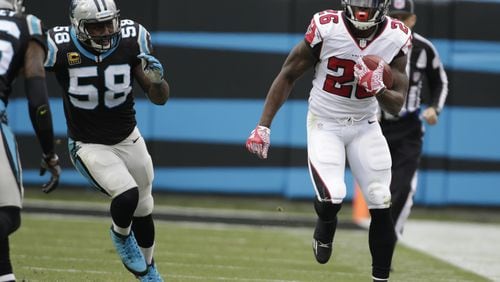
[312,238,332,264]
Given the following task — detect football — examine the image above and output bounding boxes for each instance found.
[362,55,393,89]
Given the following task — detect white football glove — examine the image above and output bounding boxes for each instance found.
[246,125,271,159]
[138,53,164,84]
[354,58,386,95]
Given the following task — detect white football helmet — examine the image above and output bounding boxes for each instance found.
[0,0,25,12]
[343,0,391,30]
[69,0,121,53]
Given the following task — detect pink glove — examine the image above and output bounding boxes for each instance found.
[246,125,271,159]
[354,58,386,95]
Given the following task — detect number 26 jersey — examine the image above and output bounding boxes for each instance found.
[305,11,412,120]
[45,19,152,145]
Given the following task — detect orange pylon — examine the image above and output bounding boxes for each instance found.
[352,183,370,226]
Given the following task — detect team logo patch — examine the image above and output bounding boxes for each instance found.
[305,19,317,44]
[394,0,406,9]
[67,52,81,65]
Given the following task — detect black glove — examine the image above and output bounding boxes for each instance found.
[40,153,61,193]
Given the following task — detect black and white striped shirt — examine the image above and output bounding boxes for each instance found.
[382,32,448,120]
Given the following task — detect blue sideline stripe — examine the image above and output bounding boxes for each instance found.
[432,39,500,74]
[151,32,500,73]
[6,98,500,161]
[6,98,307,146]
[152,32,302,54]
[416,170,500,206]
[21,168,500,205]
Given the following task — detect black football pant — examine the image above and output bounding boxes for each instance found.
[380,114,423,236]
[0,206,21,279]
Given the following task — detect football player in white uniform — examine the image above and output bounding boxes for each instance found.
[246,0,411,281]
[45,0,169,280]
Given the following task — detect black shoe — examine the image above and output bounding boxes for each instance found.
[312,238,332,264]
[312,217,336,264]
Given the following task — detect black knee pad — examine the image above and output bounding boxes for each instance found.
[132,214,155,248]
[314,199,341,222]
[0,207,21,239]
[110,188,139,228]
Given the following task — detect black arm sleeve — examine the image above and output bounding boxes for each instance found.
[25,77,55,155]
[424,46,448,113]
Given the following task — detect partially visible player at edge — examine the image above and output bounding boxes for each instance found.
[383,0,449,239]
[45,0,169,280]
[0,0,60,281]
[246,0,411,281]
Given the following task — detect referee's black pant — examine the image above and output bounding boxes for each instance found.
[380,113,423,236]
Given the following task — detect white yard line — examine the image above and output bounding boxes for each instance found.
[22,266,113,275]
[401,220,500,282]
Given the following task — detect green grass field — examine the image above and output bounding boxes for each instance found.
[24,188,500,224]
[11,213,488,282]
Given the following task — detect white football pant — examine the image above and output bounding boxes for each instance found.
[307,111,392,209]
[69,127,154,216]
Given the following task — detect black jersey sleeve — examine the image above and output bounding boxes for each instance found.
[120,19,154,68]
[423,40,448,113]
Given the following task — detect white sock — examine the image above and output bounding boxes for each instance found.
[141,242,155,265]
[112,222,131,236]
[0,273,16,282]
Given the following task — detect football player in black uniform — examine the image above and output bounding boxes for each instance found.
[0,0,60,281]
[382,0,448,239]
[45,0,169,280]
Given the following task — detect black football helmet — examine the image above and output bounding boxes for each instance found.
[343,0,391,30]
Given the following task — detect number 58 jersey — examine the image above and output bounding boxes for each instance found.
[45,19,152,145]
[305,10,412,120]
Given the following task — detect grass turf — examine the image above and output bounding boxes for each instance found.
[23,187,500,224]
[11,214,488,282]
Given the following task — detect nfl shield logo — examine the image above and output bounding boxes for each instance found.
[394,0,406,9]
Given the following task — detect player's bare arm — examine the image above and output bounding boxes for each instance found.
[259,40,316,127]
[133,63,170,105]
[376,53,409,115]
[23,40,45,78]
[247,40,316,159]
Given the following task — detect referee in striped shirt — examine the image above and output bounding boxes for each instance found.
[381,0,449,239]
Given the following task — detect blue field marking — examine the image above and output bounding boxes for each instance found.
[151,32,500,73]
[6,98,500,161]
[22,167,500,206]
